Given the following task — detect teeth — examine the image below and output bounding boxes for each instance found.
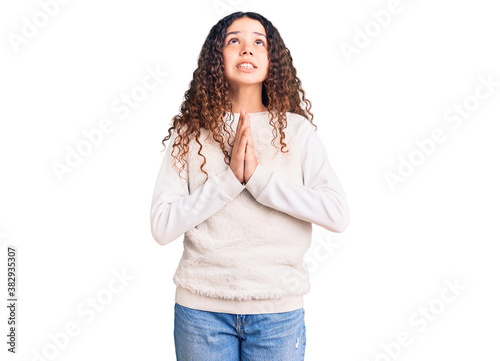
[237,63,255,68]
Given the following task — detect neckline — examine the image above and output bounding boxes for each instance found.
[223,110,270,121]
[233,110,269,116]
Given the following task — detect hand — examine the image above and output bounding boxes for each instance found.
[229,110,259,184]
[229,110,247,184]
[242,111,258,184]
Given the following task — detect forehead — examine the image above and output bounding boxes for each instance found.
[225,17,266,36]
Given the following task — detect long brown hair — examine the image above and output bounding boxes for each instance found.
[161,11,317,183]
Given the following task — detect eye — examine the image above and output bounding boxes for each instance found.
[227,38,266,46]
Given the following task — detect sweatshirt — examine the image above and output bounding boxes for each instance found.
[150,110,349,314]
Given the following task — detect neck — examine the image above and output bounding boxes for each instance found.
[227,83,267,113]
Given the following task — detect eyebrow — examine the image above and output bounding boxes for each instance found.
[224,31,267,39]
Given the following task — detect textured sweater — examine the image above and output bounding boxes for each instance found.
[150,110,349,314]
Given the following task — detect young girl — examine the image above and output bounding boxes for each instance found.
[150,11,349,361]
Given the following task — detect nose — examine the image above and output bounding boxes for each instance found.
[240,42,253,56]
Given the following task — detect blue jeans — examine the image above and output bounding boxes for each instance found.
[174,303,306,361]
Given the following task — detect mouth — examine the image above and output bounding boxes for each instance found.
[236,62,257,69]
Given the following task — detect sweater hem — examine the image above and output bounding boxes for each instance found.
[175,286,304,315]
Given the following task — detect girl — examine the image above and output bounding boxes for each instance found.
[150,11,350,361]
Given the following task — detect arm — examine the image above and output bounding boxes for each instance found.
[244,121,350,232]
[150,128,245,245]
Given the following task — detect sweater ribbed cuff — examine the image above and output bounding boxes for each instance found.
[215,167,245,199]
[245,163,273,200]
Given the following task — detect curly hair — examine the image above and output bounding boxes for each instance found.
[161,11,317,183]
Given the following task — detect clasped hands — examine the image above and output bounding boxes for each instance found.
[229,110,259,185]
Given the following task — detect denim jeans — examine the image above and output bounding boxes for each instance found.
[174,302,306,361]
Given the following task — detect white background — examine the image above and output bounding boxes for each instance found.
[1,0,499,360]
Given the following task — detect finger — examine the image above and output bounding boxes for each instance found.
[246,113,252,146]
[247,123,252,144]
[240,111,245,131]
[246,112,251,134]
[234,110,245,148]
[238,120,249,154]
[237,111,246,139]
[239,111,247,146]
[247,127,254,153]
[243,127,249,153]
[238,110,245,128]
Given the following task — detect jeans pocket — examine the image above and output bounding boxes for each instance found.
[175,302,198,323]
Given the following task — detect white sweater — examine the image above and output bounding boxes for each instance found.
[150,110,349,314]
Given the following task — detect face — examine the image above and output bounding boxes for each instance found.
[222,17,269,88]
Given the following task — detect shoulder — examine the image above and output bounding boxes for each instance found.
[284,112,317,138]
[284,113,326,162]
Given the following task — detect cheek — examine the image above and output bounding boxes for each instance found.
[261,56,270,73]
[222,53,232,70]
